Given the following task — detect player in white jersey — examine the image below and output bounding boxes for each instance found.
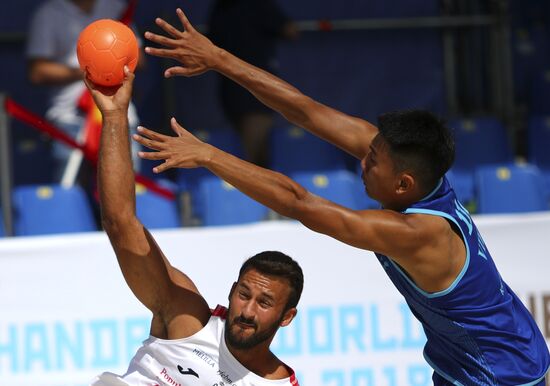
[94,305,299,386]
[85,66,303,386]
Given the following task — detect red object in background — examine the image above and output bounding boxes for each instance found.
[318,19,333,32]
[3,97,175,200]
[77,92,102,162]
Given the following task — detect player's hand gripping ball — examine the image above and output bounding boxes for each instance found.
[76,19,139,87]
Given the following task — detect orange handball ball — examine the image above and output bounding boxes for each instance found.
[76,19,139,87]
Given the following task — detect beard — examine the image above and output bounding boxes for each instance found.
[224,313,282,350]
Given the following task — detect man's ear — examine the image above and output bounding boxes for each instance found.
[228,282,237,302]
[397,173,415,194]
[279,308,298,327]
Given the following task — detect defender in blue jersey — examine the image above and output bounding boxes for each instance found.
[135,8,550,385]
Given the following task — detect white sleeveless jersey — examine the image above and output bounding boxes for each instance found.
[91,305,300,386]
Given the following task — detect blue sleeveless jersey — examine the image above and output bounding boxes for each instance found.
[375,177,549,385]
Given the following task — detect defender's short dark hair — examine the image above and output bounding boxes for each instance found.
[238,251,304,310]
[377,110,455,190]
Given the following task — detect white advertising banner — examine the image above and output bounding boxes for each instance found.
[0,213,549,386]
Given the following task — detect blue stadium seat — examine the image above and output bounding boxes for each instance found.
[173,128,245,223]
[196,176,268,226]
[176,128,243,192]
[527,115,550,198]
[450,117,514,171]
[135,183,181,229]
[12,134,55,185]
[448,117,514,208]
[475,164,548,214]
[446,169,475,205]
[12,184,97,236]
[291,169,377,210]
[269,126,349,175]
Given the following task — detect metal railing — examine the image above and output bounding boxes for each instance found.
[0,94,13,236]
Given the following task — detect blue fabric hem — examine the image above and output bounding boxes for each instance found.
[426,353,549,386]
[394,208,470,298]
[424,352,465,386]
[420,178,444,202]
[517,365,549,386]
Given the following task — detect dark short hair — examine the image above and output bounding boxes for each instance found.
[377,110,455,190]
[238,251,304,310]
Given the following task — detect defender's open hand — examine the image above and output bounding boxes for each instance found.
[144,8,220,78]
[133,118,214,173]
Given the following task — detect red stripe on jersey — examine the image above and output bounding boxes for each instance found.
[285,364,300,386]
[290,371,300,386]
[211,305,228,319]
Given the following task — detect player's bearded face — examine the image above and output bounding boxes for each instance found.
[224,269,292,350]
[224,310,283,349]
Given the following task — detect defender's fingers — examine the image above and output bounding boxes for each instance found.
[144,46,178,59]
[144,31,179,47]
[132,133,162,150]
[170,117,194,137]
[137,150,167,161]
[169,117,187,135]
[176,8,195,32]
[164,66,191,78]
[154,160,173,174]
[136,126,167,141]
[154,17,182,38]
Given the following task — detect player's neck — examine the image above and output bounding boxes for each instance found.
[227,341,281,378]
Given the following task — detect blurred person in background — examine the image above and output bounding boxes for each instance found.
[26,0,143,186]
[208,0,298,167]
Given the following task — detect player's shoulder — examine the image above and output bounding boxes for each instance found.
[211,304,228,320]
[400,210,454,243]
[269,362,300,386]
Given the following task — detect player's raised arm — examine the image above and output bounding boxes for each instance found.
[134,121,433,269]
[143,8,378,160]
[135,113,465,293]
[87,68,209,338]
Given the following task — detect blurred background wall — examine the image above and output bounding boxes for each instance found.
[2,0,543,183]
